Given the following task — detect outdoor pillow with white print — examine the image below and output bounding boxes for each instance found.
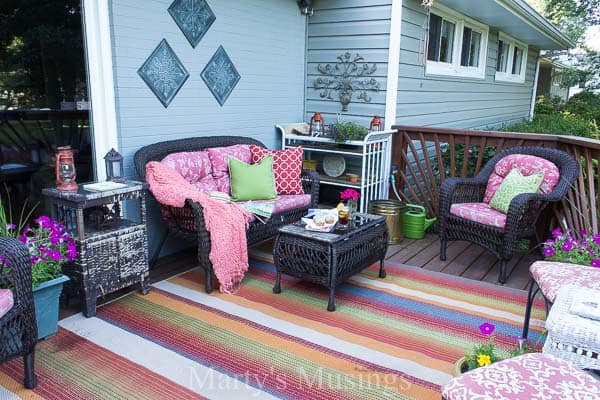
[489,167,544,214]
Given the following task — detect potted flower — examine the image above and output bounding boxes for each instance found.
[455,322,538,376]
[332,121,369,143]
[543,228,600,267]
[2,202,76,339]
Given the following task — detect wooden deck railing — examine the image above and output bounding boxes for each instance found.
[391,125,600,235]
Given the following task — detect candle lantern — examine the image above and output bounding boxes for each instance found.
[55,146,78,192]
[309,112,325,137]
[370,115,383,132]
[104,148,125,182]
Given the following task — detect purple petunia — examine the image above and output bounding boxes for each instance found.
[551,227,563,238]
[562,241,574,252]
[479,322,495,335]
[6,223,16,230]
[543,247,555,257]
[593,234,600,245]
[592,259,600,268]
[34,215,52,228]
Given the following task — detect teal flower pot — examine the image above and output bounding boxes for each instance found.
[32,275,69,339]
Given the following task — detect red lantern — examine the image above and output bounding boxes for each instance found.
[309,112,325,137]
[370,115,383,132]
[55,146,78,192]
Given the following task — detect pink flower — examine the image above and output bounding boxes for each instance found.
[479,322,495,335]
[543,247,555,257]
[551,228,563,238]
[562,241,574,252]
[340,188,360,201]
[592,259,600,268]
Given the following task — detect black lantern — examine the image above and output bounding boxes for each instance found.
[104,148,124,182]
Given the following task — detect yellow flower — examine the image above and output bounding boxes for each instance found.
[477,354,492,367]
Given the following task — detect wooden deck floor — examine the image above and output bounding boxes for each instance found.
[385,234,540,291]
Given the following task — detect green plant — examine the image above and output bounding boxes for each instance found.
[563,91,600,123]
[332,121,369,142]
[0,196,36,238]
[440,144,496,177]
[534,95,560,116]
[543,227,600,268]
[501,113,600,139]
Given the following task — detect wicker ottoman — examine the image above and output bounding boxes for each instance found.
[543,285,600,370]
[273,213,388,311]
[442,353,600,400]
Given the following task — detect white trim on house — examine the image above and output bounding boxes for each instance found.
[384,0,403,129]
[82,0,119,181]
[529,56,541,120]
[495,32,528,84]
[425,4,489,80]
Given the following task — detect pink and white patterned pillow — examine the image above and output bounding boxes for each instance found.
[161,151,218,193]
[483,154,560,203]
[0,289,13,319]
[450,202,507,228]
[206,144,251,194]
[250,145,304,195]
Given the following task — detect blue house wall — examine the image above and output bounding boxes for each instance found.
[109,0,306,255]
[396,0,539,129]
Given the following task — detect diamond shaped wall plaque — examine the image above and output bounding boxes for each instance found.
[138,39,189,108]
[201,46,240,106]
[168,0,216,48]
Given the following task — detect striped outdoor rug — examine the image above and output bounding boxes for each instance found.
[0,255,545,399]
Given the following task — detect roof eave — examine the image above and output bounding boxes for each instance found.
[496,0,575,49]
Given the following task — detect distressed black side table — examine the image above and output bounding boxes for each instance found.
[273,213,389,311]
[43,181,150,317]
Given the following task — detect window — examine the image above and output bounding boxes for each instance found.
[495,33,528,83]
[425,6,488,79]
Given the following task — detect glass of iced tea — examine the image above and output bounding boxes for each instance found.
[338,206,349,226]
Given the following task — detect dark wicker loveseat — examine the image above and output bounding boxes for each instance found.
[134,136,319,293]
[0,237,37,388]
[439,146,579,283]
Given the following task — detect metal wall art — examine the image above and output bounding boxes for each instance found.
[168,0,216,48]
[201,46,240,106]
[138,39,190,107]
[314,52,380,112]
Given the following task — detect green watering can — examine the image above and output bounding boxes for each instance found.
[403,204,437,240]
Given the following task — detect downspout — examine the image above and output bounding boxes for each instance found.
[384,0,403,129]
[529,55,541,121]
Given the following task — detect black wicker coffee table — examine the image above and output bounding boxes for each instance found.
[273,213,389,311]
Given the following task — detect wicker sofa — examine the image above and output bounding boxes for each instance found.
[134,136,319,293]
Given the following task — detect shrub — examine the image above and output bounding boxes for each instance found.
[501,112,599,139]
[331,121,369,142]
[563,91,600,123]
[534,95,561,115]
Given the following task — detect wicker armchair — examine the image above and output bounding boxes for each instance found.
[0,237,37,389]
[439,146,579,283]
[134,136,319,293]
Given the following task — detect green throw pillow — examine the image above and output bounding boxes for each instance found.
[229,155,277,201]
[489,168,544,213]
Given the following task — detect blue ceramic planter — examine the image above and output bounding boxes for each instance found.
[32,275,69,339]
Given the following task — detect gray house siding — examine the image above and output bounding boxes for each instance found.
[396,0,539,130]
[306,0,392,126]
[109,0,306,255]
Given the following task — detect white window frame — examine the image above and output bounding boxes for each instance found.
[426,4,489,80]
[495,32,528,84]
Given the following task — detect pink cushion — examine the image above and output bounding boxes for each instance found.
[207,145,251,194]
[442,353,600,400]
[0,289,13,319]
[484,154,560,203]
[238,194,311,215]
[161,151,217,190]
[450,202,507,228]
[250,145,304,195]
[530,261,600,303]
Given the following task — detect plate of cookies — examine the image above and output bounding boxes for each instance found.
[302,209,339,232]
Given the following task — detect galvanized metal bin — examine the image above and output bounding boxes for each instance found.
[368,200,405,244]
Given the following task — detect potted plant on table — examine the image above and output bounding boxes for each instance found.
[542,228,600,267]
[1,203,75,339]
[332,121,369,143]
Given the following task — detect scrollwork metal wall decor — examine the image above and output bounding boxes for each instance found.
[314,52,380,112]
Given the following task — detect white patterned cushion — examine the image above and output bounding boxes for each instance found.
[442,353,600,400]
[450,202,507,228]
[237,194,311,215]
[530,260,600,303]
[0,289,13,319]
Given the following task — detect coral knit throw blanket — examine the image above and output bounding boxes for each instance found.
[145,161,253,293]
